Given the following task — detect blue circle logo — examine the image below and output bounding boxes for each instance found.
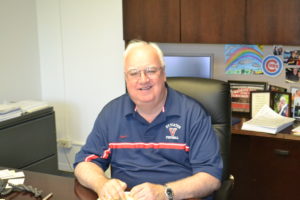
[262,55,283,77]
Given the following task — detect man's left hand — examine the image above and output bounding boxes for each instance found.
[130,182,167,200]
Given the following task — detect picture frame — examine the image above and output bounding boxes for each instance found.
[250,91,292,118]
[291,87,300,119]
[250,91,271,118]
[269,84,287,92]
[228,80,267,115]
[271,92,291,117]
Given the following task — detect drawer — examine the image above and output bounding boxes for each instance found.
[0,113,56,169]
[249,137,300,199]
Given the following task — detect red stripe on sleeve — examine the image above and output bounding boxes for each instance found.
[84,154,99,162]
[101,148,111,159]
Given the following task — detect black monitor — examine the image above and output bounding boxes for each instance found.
[163,53,213,79]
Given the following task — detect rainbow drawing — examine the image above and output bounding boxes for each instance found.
[225,45,264,75]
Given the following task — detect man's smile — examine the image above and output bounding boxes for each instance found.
[138,85,152,90]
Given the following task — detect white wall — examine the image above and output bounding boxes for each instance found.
[36,0,125,171]
[0,0,41,102]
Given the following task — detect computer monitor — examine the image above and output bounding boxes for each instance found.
[163,53,213,79]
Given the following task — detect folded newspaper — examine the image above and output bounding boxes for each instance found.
[242,105,295,134]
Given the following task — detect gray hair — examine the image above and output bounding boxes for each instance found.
[123,39,165,67]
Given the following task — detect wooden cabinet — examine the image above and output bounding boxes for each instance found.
[230,134,300,200]
[123,0,300,45]
[249,137,300,199]
[181,0,246,43]
[247,0,300,45]
[122,0,180,42]
[123,0,245,43]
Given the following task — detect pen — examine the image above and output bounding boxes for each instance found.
[42,192,53,200]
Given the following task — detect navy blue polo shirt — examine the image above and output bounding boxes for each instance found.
[74,87,223,189]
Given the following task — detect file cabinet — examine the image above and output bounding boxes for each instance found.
[0,107,58,175]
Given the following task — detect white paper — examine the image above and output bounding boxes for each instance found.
[96,192,133,200]
[292,125,300,132]
[6,178,25,188]
[242,105,295,134]
[0,169,25,179]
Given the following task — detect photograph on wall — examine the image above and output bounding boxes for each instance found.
[273,45,283,56]
[285,67,300,83]
[225,45,264,75]
[272,92,291,117]
[228,80,267,114]
[269,84,287,92]
[291,87,300,119]
[283,50,300,65]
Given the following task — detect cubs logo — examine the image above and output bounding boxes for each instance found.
[262,55,283,77]
[165,123,181,140]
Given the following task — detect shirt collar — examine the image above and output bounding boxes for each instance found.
[164,86,181,117]
[123,94,136,117]
[124,86,181,118]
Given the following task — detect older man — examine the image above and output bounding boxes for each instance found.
[74,40,222,200]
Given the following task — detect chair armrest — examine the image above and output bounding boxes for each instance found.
[214,175,234,200]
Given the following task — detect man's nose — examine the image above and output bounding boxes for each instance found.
[139,71,149,82]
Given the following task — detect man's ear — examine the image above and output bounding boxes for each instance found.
[125,80,128,93]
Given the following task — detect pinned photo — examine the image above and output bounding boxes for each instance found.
[286,67,300,83]
[273,45,283,56]
[291,87,300,119]
[283,50,300,65]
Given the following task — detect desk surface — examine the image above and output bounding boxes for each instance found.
[2,169,201,200]
[2,169,97,200]
[232,118,300,141]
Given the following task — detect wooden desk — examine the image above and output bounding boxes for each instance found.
[230,119,300,200]
[232,118,300,141]
[2,169,201,200]
[1,169,96,200]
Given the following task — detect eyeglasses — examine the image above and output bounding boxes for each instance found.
[125,66,163,80]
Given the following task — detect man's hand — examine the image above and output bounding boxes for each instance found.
[97,178,127,200]
[130,182,167,200]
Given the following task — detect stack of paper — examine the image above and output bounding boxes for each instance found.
[242,105,295,134]
[0,100,49,122]
[0,169,25,189]
[13,100,49,113]
[0,104,22,122]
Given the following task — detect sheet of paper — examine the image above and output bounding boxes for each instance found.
[0,169,25,179]
[6,178,25,188]
[96,192,133,200]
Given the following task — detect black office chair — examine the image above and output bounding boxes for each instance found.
[167,77,234,200]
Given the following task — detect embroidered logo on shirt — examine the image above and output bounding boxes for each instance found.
[119,135,128,139]
[165,123,181,140]
[169,128,177,136]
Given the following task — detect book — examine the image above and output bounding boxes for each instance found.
[242,105,295,134]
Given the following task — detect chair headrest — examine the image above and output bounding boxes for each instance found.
[167,77,231,124]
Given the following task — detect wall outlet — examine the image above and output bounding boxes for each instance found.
[57,139,72,148]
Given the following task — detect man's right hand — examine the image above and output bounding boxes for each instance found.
[97,178,127,200]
